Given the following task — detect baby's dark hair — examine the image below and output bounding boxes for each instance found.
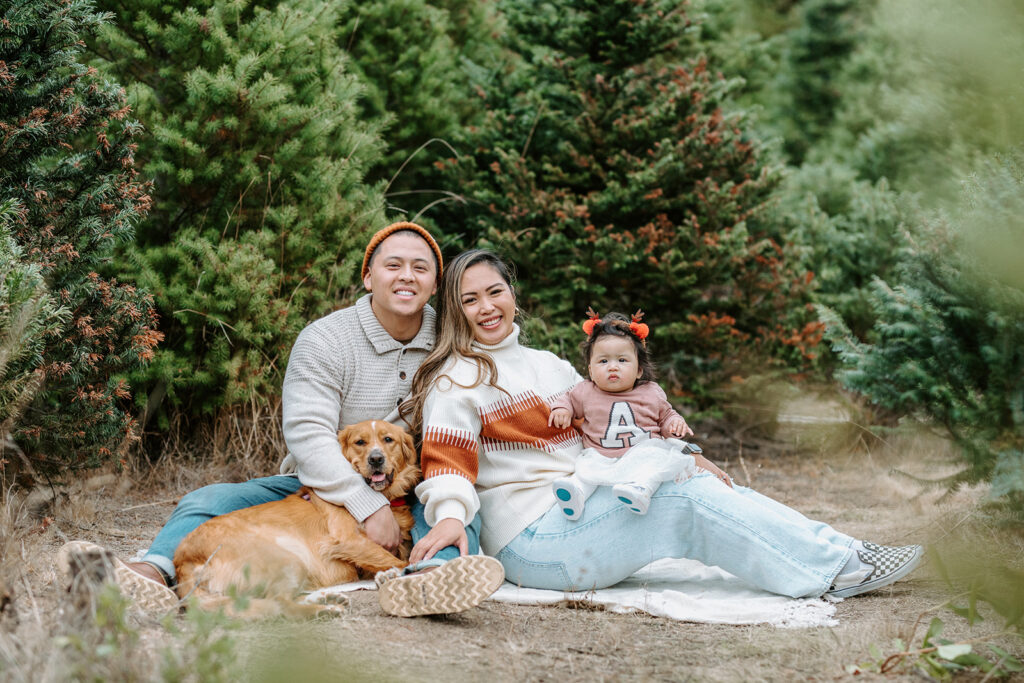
[580,311,656,386]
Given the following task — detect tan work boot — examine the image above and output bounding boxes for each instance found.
[57,541,179,615]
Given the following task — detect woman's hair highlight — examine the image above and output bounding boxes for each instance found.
[400,249,517,435]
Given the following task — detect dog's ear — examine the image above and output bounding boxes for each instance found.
[337,426,352,450]
[400,431,417,466]
[337,425,361,466]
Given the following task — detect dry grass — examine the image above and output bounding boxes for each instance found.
[2,413,1023,682]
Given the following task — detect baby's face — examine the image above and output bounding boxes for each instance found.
[588,335,642,393]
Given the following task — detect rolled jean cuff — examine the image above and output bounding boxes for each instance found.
[141,553,176,582]
[404,558,448,574]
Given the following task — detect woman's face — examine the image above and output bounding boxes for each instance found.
[459,262,516,345]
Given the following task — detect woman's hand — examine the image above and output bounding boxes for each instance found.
[548,407,572,429]
[409,517,468,563]
[666,416,694,438]
[695,454,733,488]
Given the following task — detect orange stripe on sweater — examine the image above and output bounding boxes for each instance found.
[479,392,574,451]
[421,426,479,481]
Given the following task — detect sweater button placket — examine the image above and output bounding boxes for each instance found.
[397,348,405,405]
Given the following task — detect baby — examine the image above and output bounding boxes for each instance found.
[548,309,729,519]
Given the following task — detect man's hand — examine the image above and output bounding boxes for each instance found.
[363,504,401,553]
[410,518,467,563]
[666,416,694,438]
[548,407,572,429]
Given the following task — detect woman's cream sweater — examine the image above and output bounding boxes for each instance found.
[415,326,583,555]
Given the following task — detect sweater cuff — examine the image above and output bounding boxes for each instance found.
[431,499,470,527]
[342,487,390,522]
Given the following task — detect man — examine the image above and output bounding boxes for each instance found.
[60,221,504,616]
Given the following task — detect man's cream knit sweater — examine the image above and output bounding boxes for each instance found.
[279,294,435,521]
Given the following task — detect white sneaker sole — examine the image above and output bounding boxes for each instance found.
[552,478,585,520]
[377,555,505,617]
[612,484,650,515]
[58,541,180,614]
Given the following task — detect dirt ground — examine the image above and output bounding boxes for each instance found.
[3,414,1024,682]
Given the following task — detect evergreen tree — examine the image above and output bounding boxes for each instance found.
[0,0,159,474]
[0,200,68,475]
[90,0,387,431]
[435,0,819,403]
[822,153,1024,510]
[776,0,861,165]
[339,0,502,208]
[696,0,912,345]
[774,162,909,341]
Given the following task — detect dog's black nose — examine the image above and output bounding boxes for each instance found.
[368,452,385,469]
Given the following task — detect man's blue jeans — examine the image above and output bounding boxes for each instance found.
[142,475,480,581]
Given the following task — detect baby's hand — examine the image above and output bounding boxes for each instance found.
[548,407,572,429]
[666,416,694,438]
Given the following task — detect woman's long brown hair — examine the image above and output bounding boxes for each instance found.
[399,249,517,436]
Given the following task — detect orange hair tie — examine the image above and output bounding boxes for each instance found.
[629,310,649,340]
[582,306,601,336]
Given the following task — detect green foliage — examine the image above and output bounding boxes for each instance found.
[774,0,863,165]
[822,153,1024,507]
[828,0,1024,196]
[0,0,160,474]
[851,536,1024,678]
[55,585,143,680]
[160,601,240,683]
[46,583,242,681]
[0,203,68,440]
[848,616,1024,679]
[339,0,502,205]
[91,0,387,424]
[776,162,910,340]
[435,0,819,403]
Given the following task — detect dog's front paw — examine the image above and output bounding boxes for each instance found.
[319,592,349,606]
[312,599,348,618]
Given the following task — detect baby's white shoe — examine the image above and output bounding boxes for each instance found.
[552,478,587,520]
[612,482,654,515]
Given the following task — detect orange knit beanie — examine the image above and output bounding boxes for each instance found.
[361,221,443,280]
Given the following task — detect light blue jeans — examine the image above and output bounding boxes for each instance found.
[143,475,480,580]
[495,472,854,598]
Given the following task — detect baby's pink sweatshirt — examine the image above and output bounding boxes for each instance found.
[549,380,684,457]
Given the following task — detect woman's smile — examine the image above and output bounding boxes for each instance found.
[460,263,516,345]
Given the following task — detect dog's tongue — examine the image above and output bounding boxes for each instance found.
[371,473,386,484]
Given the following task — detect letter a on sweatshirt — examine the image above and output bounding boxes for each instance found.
[600,402,649,449]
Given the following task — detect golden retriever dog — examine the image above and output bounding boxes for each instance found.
[173,420,420,618]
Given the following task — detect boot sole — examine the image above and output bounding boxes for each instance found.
[377,555,505,617]
[58,541,180,614]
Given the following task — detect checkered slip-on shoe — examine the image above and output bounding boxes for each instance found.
[376,554,505,617]
[57,541,180,614]
[827,542,923,598]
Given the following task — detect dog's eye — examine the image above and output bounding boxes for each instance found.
[383,436,394,443]
[355,439,367,446]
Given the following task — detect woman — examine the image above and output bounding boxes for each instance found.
[387,249,921,605]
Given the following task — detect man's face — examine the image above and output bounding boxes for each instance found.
[362,231,438,322]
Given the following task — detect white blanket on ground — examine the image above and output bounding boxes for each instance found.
[305,558,838,628]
